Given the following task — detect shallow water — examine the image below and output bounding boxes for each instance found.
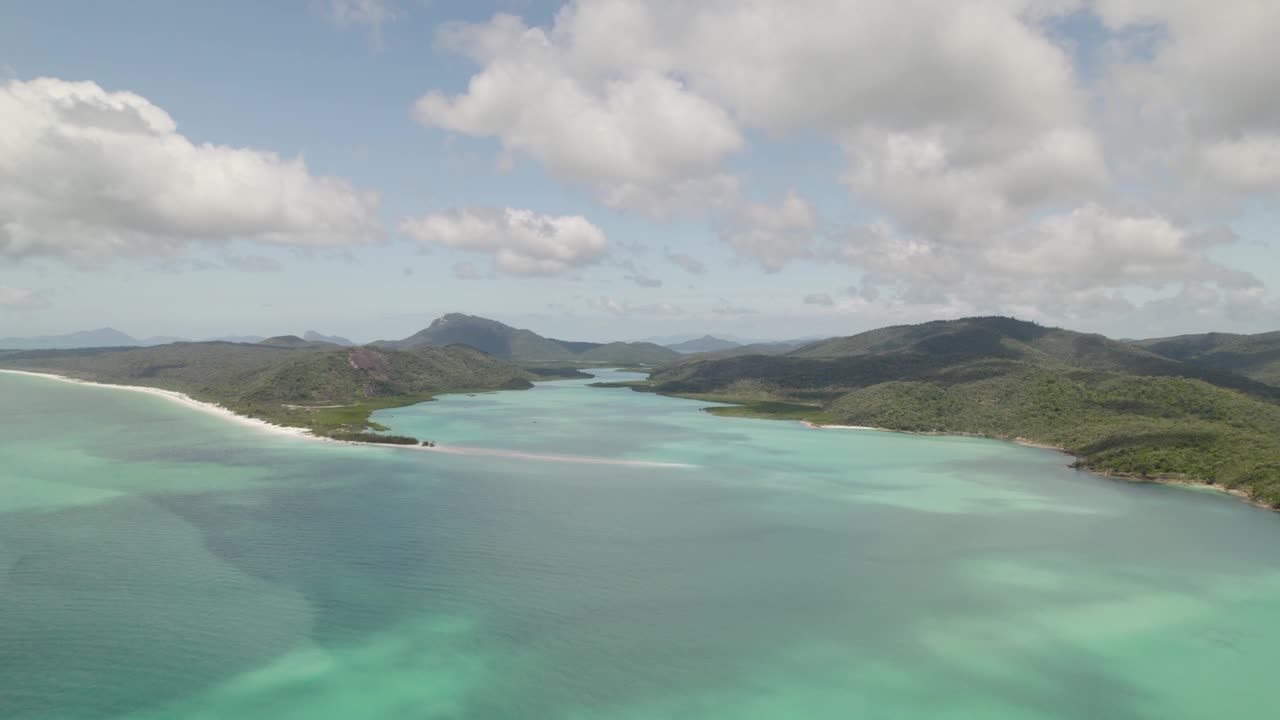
[3,369,1279,719]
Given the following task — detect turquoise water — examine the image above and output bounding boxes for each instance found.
[3,369,1280,719]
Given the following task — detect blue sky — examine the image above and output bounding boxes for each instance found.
[2,1,1277,343]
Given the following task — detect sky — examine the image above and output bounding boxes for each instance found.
[1,0,1278,343]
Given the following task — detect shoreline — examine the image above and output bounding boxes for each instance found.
[0,369,321,442]
[1,369,693,468]
[801,418,1275,511]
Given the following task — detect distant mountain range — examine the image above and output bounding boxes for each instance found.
[257,335,347,350]
[0,328,356,350]
[0,327,140,350]
[375,313,680,364]
[1130,331,1280,387]
[303,330,354,346]
[665,335,741,353]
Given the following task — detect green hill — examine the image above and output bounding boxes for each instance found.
[379,313,680,365]
[0,342,532,439]
[644,317,1280,506]
[383,313,577,361]
[784,316,1274,396]
[258,335,344,350]
[667,335,741,353]
[0,327,139,350]
[1133,331,1280,386]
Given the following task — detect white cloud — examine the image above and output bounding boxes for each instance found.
[1094,1,1280,204]
[720,191,818,271]
[838,203,1257,319]
[419,1,1104,262]
[415,12,743,216]
[0,78,380,262]
[1199,135,1280,193]
[841,126,1106,241]
[408,1,1277,325]
[0,284,44,309]
[325,0,398,48]
[399,207,608,275]
[803,293,834,306]
[983,204,1250,290]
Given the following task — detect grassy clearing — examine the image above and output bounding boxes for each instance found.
[702,400,836,423]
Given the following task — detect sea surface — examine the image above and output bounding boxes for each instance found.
[3,369,1280,719]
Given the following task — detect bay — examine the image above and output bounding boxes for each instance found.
[3,369,1279,719]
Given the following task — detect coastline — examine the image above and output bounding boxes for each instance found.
[0,369,694,468]
[801,418,1275,511]
[0,369,319,441]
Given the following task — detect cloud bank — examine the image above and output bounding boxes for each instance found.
[416,0,1279,325]
[0,78,381,262]
[399,207,608,276]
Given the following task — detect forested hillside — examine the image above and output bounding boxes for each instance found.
[644,317,1280,506]
[0,342,533,439]
[1133,331,1280,386]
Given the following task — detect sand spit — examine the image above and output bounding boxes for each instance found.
[419,444,695,468]
[800,421,877,430]
[2,369,694,468]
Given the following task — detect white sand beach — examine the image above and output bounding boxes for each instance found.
[801,420,878,430]
[0,369,318,441]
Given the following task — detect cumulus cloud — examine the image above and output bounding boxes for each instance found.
[1199,135,1280,193]
[415,12,743,216]
[840,126,1106,242]
[1094,1,1280,203]
[399,207,608,275]
[418,1,1099,240]
[0,78,380,262]
[411,1,1277,324]
[720,191,818,271]
[838,203,1257,319]
[803,293,834,306]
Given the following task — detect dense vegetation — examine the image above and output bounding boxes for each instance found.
[328,431,422,445]
[646,317,1280,507]
[0,342,533,441]
[377,313,681,364]
[1133,331,1280,386]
